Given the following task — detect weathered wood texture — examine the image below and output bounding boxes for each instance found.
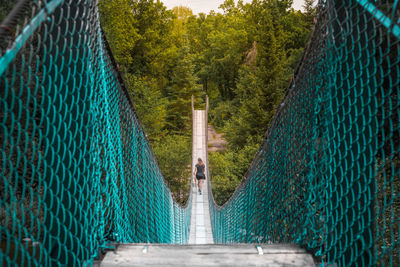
[100,244,316,266]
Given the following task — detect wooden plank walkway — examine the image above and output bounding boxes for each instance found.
[100,105,316,266]
[188,110,213,244]
[100,244,316,266]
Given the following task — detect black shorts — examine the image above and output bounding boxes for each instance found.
[196,174,205,180]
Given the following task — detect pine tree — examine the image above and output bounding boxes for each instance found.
[303,0,316,24]
[166,45,202,133]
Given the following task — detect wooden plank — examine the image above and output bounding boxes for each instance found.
[101,244,316,266]
[189,110,214,244]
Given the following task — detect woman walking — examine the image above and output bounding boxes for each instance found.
[194,158,206,195]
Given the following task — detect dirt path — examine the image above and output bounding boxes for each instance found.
[207,125,227,152]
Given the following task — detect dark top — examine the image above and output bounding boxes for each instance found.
[195,163,205,179]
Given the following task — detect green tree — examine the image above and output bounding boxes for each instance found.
[303,0,317,23]
[0,0,18,22]
[98,0,315,205]
[152,134,191,204]
[99,0,174,76]
[204,0,314,205]
[165,45,202,133]
[125,75,168,141]
[98,0,139,67]
[209,143,259,204]
[172,6,194,38]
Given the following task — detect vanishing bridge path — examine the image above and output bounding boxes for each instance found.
[1,1,399,267]
[188,109,214,245]
[100,107,315,266]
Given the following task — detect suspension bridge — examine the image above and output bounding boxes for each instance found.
[100,104,315,266]
[0,1,399,267]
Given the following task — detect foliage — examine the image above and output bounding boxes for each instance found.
[152,134,192,205]
[209,143,259,205]
[0,0,17,22]
[125,75,168,140]
[165,45,202,133]
[203,0,316,203]
[98,0,316,204]
[98,0,140,66]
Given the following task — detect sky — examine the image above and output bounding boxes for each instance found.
[161,0,306,14]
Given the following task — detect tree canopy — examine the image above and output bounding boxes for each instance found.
[98,0,316,204]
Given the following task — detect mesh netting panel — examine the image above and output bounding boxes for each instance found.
[1,0,399,266]
[208,1,399,266]
[0,1,191,266]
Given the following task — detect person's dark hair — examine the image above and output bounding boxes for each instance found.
[198,158,202,162]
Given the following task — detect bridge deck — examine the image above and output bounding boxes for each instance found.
[100,109,316,266]
[188,110,214,244]
[100,244,316,266]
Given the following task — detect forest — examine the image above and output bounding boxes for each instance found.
[98,0,316,205]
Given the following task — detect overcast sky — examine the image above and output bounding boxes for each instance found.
[161,0,306,14]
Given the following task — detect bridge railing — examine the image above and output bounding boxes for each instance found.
[0,1,191,266]
[207,1,399,266]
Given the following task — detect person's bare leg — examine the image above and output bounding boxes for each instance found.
[198,180,203,191]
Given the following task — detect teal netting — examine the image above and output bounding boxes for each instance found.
[1,0,399,266]
[208,0,399,266]
[0,1,191,266]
